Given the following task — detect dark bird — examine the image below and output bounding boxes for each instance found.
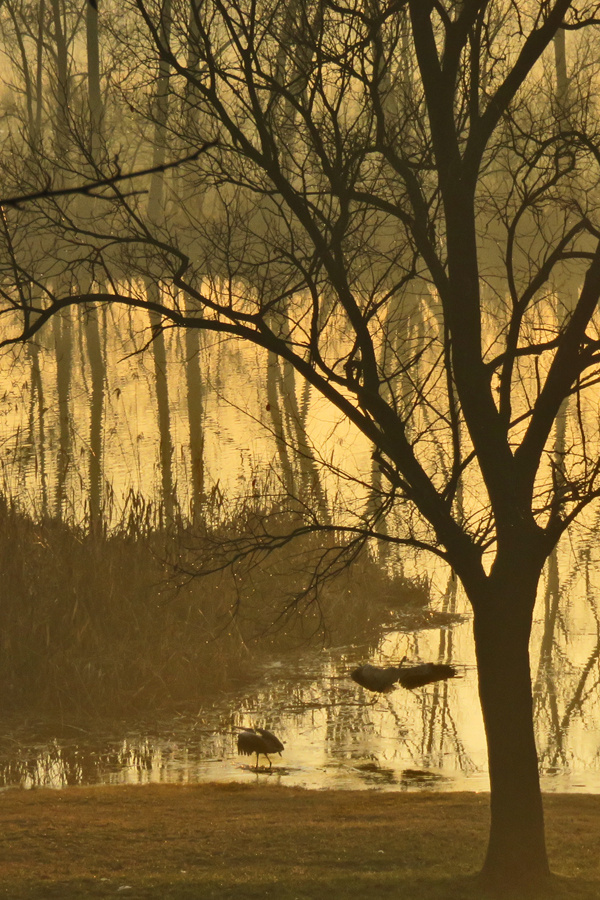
[236,728,284,769]
[351,661,457,693]
[395,662,457,689]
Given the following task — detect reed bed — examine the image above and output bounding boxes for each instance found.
[0,492,432,718]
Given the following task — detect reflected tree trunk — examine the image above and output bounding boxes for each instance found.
[267,349,295,497]
[534,394,568,679]
[424,572,459,762]
[540,547,600,769]
[34,0,44,143]
[277,352,329,520]
[258,1,329,516]
[149,297,175,522]
[49,0,69,157]
[146,0,175,522]
[28,332,48,518]
[531,27,574,734]
[367,459,389,557]
[533,545,564,768]
[82,302,105,529]
[180,0,206,518]
[554,28,568,109]
[81,0,106,531]
[16,0,48,515]
[86,0,102,157]
[185,318,205,517]
[49,0,73,520]
[52,310,72,518]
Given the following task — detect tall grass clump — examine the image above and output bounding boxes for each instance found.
[0,490,434,718]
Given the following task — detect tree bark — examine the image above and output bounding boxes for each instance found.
[473,570,550,887]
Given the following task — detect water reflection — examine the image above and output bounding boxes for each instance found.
[0,520,594,795]
[0,592,595,795]
[2,299,600,794]
[0,472,597,793]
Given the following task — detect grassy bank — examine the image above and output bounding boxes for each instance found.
[0,784,599,899]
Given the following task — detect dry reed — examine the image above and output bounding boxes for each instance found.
[0,491,434,718]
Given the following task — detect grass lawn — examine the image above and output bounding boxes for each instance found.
[0,783,599,899]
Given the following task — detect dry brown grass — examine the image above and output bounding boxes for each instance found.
[0,493,436,717]
[0,784,599,899]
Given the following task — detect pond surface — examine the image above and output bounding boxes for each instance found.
[0,309,599,795]
[2,603,600,795]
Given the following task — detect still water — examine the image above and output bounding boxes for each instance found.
[0,309,599,793]
[2,594,600,794]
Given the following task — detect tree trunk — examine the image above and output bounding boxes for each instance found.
[473,573,550,887]
[28,337,49,517]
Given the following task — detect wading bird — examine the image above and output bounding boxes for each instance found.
[237,728,285,770]
[351,661,457,693]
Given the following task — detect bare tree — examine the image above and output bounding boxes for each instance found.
[4,0,600,890]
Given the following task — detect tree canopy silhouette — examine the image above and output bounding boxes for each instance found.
[2,0,600,890]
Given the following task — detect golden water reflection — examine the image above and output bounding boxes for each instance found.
[2,589,600,794]
[0,309,599,792]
